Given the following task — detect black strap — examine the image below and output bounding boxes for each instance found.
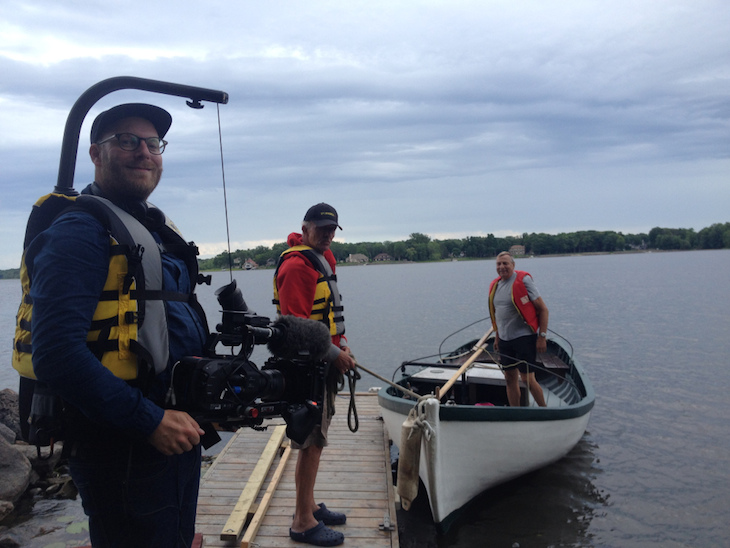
[85,339,119,358]
[88,316,118,331]
[15,340,32,354]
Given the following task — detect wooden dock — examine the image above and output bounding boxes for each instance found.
[196,392,400,548]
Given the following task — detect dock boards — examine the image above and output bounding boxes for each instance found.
[195,392,399,548]
[220,425,288,542]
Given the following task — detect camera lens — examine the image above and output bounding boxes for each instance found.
[215,279,248,312]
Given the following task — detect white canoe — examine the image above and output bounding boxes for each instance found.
[378,337,594,529]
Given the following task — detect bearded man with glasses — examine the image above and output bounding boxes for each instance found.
[90,106,167,203]
[21,103,209,547]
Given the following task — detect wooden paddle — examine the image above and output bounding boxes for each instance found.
[435,327,494,401]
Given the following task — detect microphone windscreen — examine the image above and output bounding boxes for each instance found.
[267,315,332,361]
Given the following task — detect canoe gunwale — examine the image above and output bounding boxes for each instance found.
[378,388,595,421]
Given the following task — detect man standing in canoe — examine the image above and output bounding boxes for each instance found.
[488,251,548,407]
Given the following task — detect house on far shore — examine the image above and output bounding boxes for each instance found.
[509,245,526,256]
[346,253,369,264]
[373,253,393,262]
[243,258,258,270]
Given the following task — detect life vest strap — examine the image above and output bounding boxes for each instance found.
[89,316,118,331]
[15,340,32,354]
[109,245,130,257]
[129,339,157,391]
[87,339,119,354]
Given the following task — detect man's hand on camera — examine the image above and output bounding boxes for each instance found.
[149,409,206,455]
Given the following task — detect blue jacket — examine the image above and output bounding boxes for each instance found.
[25,191,207,438]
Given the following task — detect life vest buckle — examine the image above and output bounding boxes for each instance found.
[123,245,144,293]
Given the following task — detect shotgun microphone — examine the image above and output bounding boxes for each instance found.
[249,315,332,361]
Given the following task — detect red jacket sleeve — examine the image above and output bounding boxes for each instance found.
[276,253,320,319]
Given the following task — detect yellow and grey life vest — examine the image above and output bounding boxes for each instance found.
[272,245,345,336]
[13,192,206,382]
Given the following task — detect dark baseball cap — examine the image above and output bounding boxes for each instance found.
[90,103,172,143]
[304,203,342,229]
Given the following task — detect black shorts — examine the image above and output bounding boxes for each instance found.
[498,334,537,374]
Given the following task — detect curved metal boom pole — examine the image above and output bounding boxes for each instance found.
[55,76,229,195]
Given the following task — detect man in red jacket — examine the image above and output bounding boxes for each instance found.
[274,203,355,546]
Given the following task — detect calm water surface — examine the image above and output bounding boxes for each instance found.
[1,250,729,547]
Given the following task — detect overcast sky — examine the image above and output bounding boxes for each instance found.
[1,0,728,269]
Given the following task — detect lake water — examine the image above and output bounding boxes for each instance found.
[2,250,729,547]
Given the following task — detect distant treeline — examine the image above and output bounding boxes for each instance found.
[0,268,20,279]
[1,223,726,279]
[198,222,730,270]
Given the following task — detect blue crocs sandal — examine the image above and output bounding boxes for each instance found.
[289,521,344,546]
[313,503,347,525]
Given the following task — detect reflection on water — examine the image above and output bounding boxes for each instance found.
[444,436,606,548]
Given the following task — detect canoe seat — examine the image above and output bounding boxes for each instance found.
[537,354,569,370]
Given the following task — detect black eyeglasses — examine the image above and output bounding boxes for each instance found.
[97,133,168,155]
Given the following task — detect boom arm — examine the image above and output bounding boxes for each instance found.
[55,76,229,195]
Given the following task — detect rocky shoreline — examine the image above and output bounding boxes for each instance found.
[0,388,79,546]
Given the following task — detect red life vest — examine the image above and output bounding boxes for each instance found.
[488,270,539,333]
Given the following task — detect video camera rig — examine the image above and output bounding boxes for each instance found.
[166,280,332,448]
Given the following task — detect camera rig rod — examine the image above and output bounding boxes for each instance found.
[55,76,229,195]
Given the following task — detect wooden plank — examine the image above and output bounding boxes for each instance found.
[241,444,292,548]
[538,353,569,369]
[219,425,287,541]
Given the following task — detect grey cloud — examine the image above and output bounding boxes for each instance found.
[1,0,728,269]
